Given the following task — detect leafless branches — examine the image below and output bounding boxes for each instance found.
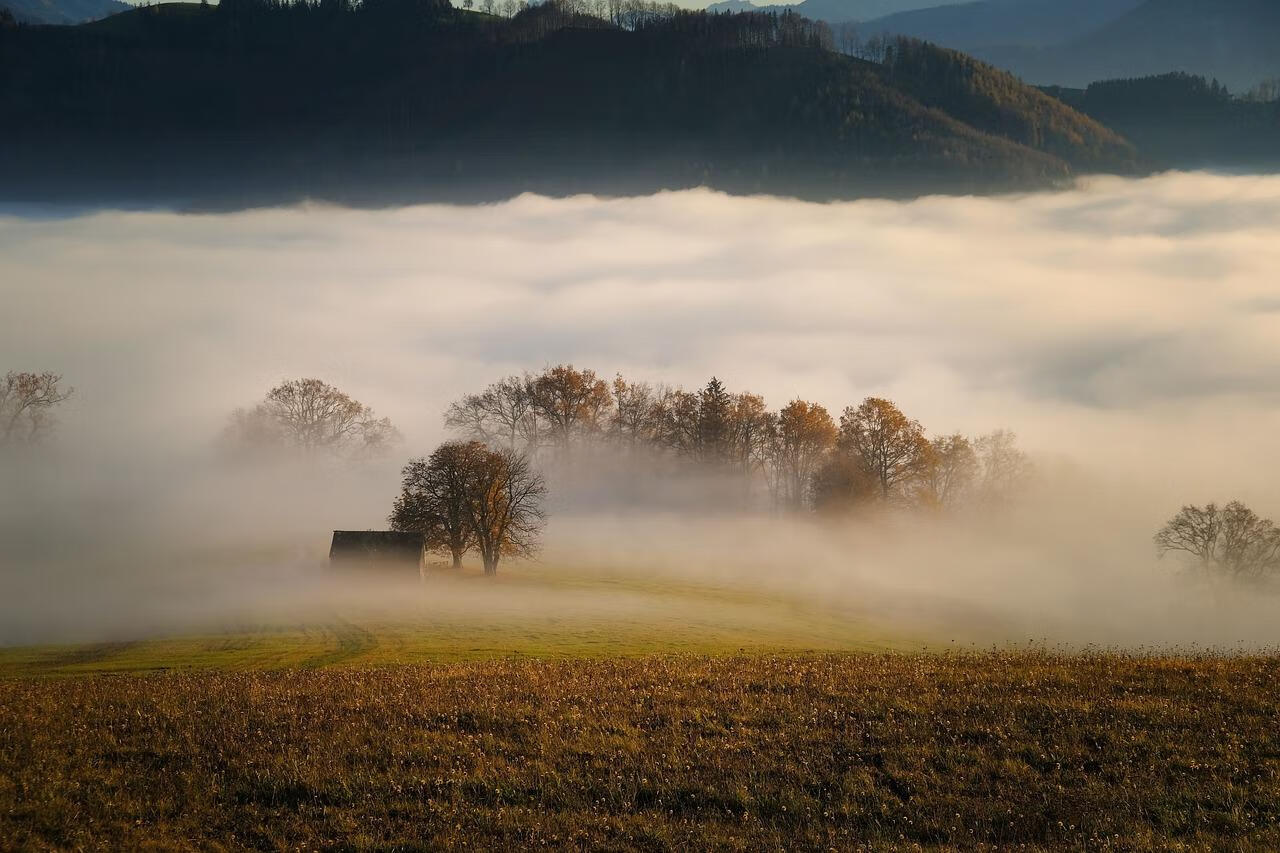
[1156,501,1280,580]
[222,378,400,459]
[0,371,73,446]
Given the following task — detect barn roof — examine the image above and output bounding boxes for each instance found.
[329,530,425,565]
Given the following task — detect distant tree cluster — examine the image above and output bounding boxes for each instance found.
[1156,502,1280,582]
[1045,71,1280,168]
[445,365,1030,514]
[1244,78,1280,105]
[390,440,546,574]
[222,378,400,459]
[0,371,73,447]
[1083,73,1234,117]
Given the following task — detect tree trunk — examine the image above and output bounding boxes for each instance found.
[451,549,463,570]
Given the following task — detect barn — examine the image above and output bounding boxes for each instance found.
[329,530,426,576]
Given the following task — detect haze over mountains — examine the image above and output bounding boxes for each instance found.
[827,0,1279,93]
[978,0,1280,92]
[715,0,1279,94]
[0,0,124,24]
[858,0,1145,51]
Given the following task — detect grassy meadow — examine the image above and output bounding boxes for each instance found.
[2,565,1278,849]
[0,563,920,677]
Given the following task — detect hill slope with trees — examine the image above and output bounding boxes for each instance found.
[0,0,1138,207]
[1045,72,1280,168]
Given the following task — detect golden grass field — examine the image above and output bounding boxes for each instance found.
[2,653,1279,849]
[1,567,1277,849]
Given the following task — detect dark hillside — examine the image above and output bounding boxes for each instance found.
[1046,73,1280,169]
[0,0,1137,207]
[880,38,1134,171]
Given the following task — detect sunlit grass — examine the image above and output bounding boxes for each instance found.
[0,563,919,676]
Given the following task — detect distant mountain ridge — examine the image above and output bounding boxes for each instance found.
[859,0,1144,51]
[704,0,967,24]
[978,0,1280,91]
[713,0,1280,93]
[1,0,126,24]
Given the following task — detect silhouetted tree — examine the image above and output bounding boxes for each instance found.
[610,374,661,451]
[390,442,484,568]
[445,375,539,453]
[697,376,733,465]
[462,445,548,575]
[973,429,1030,506]
[0,371,73,446]
[223,378,399,458]
[1155,501,1280,581]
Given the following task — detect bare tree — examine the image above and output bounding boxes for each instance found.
[462,446,548,575]
[610,374,660,452]
[445,375,540,453]
[223,378,399,458]
[919,433,979,510]
[833,21,859,56]
[389,443,485,569]
[838,397,931,501]
[1,371,73,446]
[974,429,1030,506]
[1156,501,1280,581]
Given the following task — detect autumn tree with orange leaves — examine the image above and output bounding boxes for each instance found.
[837,397,933,501]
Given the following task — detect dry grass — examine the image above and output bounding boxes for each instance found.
[2,653,1279,850]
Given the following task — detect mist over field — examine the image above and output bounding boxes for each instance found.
[4,171,1280,648]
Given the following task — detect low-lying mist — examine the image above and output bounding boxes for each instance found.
[3,171,1280,650]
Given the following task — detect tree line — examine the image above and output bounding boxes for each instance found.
[444,364,1031,514]
[13,367,1280,582]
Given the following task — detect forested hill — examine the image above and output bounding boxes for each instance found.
[0,0,1137,208]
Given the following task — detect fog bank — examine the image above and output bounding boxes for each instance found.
[3,171,1280,648]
